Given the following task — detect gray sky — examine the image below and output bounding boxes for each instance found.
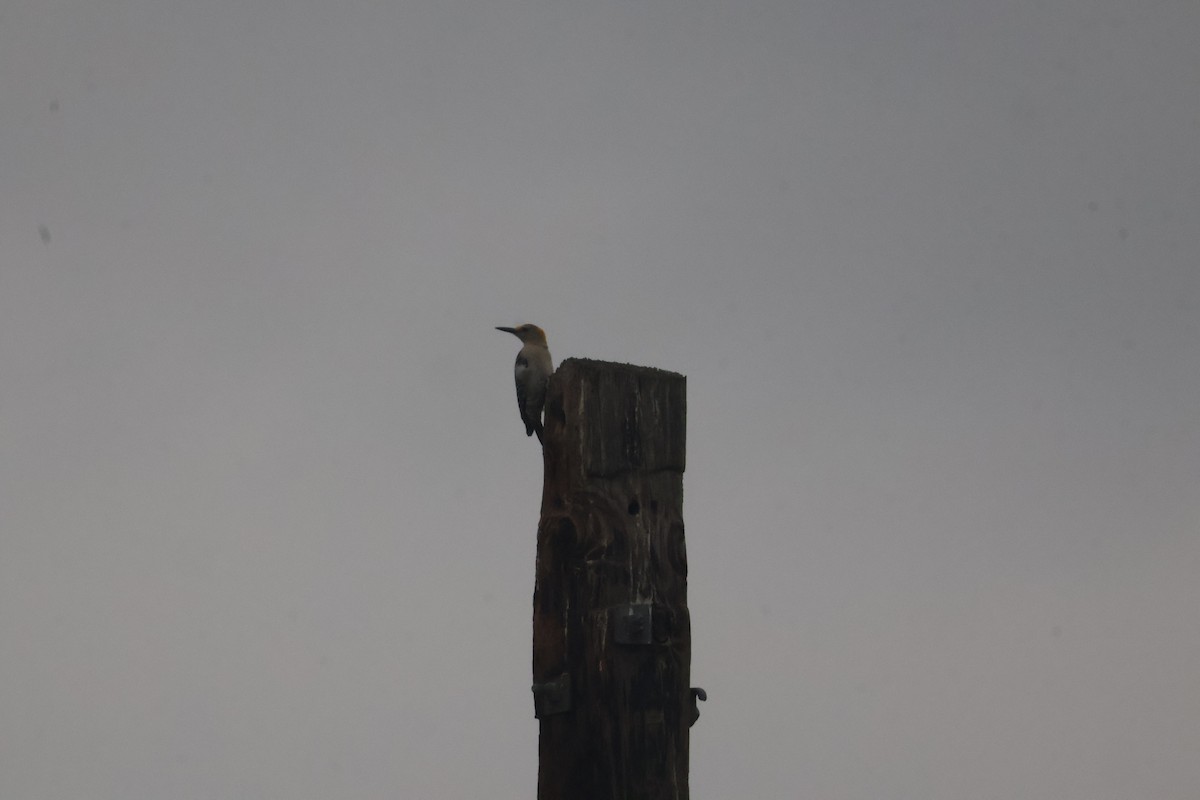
[2,1,1198,797]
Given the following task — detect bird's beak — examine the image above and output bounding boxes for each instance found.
[495,326,518,335]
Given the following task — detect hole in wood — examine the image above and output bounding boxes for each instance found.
[627,498,640,515]
[553,517,576,551]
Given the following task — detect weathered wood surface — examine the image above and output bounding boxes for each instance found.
[533,358,690,800]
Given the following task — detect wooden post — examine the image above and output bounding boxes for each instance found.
[532,358,692,800]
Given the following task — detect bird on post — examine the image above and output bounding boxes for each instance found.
[496,324,553,444]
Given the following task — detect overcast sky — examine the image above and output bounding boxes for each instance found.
[2,1,1198,798]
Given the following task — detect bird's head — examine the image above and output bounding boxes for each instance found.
[495,324,548,346]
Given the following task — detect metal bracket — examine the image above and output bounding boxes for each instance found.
[532,673,572,718]
[688,686,707,727]
[613,603,653,645]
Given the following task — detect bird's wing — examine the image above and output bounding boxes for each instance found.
[514,355,534,433]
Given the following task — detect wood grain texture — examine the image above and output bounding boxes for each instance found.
[533,359,690,800]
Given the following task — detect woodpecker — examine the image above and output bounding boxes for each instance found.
[496,324,553,443]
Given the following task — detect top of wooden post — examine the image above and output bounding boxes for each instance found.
[543,358,686,478]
